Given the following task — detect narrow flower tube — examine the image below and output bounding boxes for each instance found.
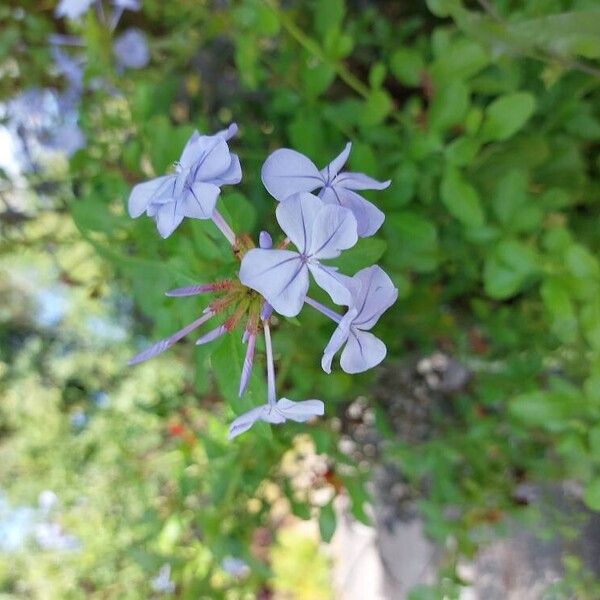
[212,209,236,246]
[305,296,342,323]
[238,331,256,397]
[128,311,213,366]
[165,283,217,297]
[263,321,277,406]
[195,324,227,346]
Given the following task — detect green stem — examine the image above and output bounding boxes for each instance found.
[262,0,370,99]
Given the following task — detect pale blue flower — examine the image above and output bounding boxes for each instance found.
[48,121,85,155]
[113,28,149,69]
[151,564,175,594]
[221,556,249,578]
[34,522,80,552]
[55,0,95,19]
[261,143,390,237]
[55,0,140,21]
[112,0,140,9]
[319,266,398,374]
[127,124,241,238]
[239,192,358,317]
[50,47,84,98]
[228,398,324,440]
[7,88,85,166]
[109,0,141,29]
[228,322,324,439]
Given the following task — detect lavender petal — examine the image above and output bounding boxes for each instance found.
[195,324,226,345]
[238,332,256,396]
[128,312,213,366]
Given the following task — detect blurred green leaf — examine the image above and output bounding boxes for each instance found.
[430,38,489,84]
[314,0,346,36]
[390,48,424,86]
[484,239,538,299]
[440,166,485,228]
[428,80,470,132]
[509,391,573,429]
[318,501,336,543]
[360,89,393,127]
[541,278,578,344]
[445,136,481,167]
[480,93,536,142]
[384,211,439,273]
[331,238,387,274]
[583,478,600,511]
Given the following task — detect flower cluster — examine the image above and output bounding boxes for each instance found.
[6,1,150,170]
[127,125,397,440]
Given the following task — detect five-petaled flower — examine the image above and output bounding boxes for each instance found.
[128,124,241,238]
[261,142,390,237]
[228,398,324,440]
[320,266,398,374]
[239,192,357,317]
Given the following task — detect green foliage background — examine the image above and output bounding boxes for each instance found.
[1,0,600,597]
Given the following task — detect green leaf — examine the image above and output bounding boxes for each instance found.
[144,117,194,174]
[480,93,536,142]
[220,192,257,233]
[507,10,600,60]
[430,38,489,84]
[426,0,459,18]
[235,34,261,89]
[71,196,126,235]
[287,111,326,157]
[428,80,470,132]
[581,299,600,351]
[541,278,577,344]
[492,169,528,225]
[369,62,387,89]
[445,136,481,167]
[349,141,377,175]
[323,29,353,60]
[390,48,424,86]
[318,501,337,543]
[314,0,345,36]
[452,9,600,63]
[583,478,600,511]
[300,60,336,98]
[360,89,393,127]
[565,245,600,280]
[509,391,572,429]
[589,426,600,459]
[483,239,538,299]
[384,211,439,273]
[255,4,280,36]
[390,161,418,206]
[331,238,387,273]
[440,166,484,228]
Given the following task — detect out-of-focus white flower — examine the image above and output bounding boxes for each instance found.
[113,28,150,70]
[221,556,250,578]
[151,563,175,594]
[38,491,58,513]
[35,522,80,551]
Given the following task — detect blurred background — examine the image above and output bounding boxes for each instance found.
[1,0,600,598]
